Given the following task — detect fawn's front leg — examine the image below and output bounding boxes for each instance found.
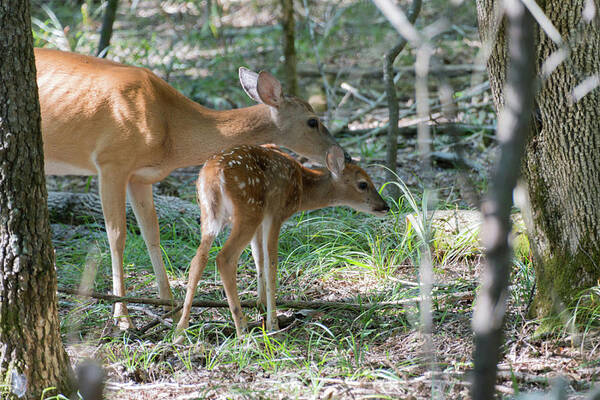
[264,218,283,331]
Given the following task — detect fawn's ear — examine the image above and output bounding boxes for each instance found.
[326,146,346,179]
[256,71,284,108]
[239,67,262,103]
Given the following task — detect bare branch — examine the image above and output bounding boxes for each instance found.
[520,0,564,45]
[57,286,472,312]
[471,0,536,398]
[382,0,423,197]
[372,0,422,46]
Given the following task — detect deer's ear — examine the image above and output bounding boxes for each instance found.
[256,71,284,108]
[239,67,262,103]
[326,146,346,179]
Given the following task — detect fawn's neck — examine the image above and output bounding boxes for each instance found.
[298,167,336,211]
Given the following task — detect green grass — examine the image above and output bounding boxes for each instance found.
[49,180,600,398]
[52,185,482,396]
[35,1,598,397]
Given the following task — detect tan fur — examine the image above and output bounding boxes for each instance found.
[35,48,344,329]
[175,145,389,338]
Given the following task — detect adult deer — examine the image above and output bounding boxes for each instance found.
[35,48,346,330]
[175,145,389,338]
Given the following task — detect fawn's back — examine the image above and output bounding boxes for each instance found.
[198,145,304,233]
[198,144,389,237]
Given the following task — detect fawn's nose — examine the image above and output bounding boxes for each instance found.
[374,203,390,214]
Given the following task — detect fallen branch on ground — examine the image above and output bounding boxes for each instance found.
[298,63,485,79]
[57,286,473,311]
[340,122,496,140]
[48,191,201,227]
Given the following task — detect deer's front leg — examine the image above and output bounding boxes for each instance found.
[99,167,134,330]
[127,181,177,318]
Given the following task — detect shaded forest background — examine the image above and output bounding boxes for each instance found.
[19,0,600,398]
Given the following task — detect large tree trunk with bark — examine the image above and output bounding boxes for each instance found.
[477,0,600,317]
[0,1,75,398]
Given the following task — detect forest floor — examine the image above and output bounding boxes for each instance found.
[32,0,600,398]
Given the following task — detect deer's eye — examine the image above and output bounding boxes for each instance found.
[358,181,368,191]
[307,118,318,128]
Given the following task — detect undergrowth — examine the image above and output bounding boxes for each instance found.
[35,1,599,398]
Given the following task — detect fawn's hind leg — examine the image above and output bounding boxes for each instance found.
[175,232,216,337]
[217,213,261,336]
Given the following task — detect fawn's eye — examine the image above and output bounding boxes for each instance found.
[307,118,318,128]
[358,181,368,191]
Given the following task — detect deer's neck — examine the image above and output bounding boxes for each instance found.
[298,168,336,211]
[168,102,278,169]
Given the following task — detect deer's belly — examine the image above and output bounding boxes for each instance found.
[45,159,96,176]
[131,166,171,184]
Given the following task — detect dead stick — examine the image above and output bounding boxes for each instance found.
[57,287,472,311]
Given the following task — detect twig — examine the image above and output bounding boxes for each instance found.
[331,74,398,135]
[340,82,376,106]
[57,287,473,312]
[383,0,423,198]
[131,304,184,335]
[339,81,490,140]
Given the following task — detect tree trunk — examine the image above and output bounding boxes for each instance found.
[280,0,299,96]
[0,1,75,398]
[97,0,119,57]
[477,0,600,317]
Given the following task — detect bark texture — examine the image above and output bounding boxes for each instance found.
[476,0,600,316]
[0,1,75,398]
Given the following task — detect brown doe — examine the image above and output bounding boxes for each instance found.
[35,48,347,329]
[175,145,389,338]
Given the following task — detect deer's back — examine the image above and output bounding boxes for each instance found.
[34,48,190,175]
